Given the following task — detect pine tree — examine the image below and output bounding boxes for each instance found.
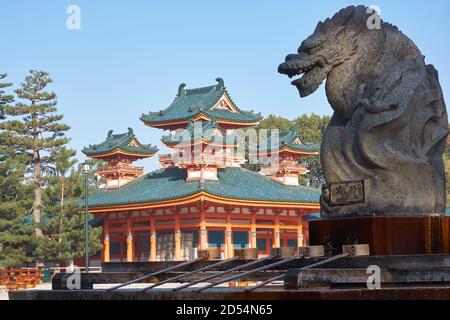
[36,149,102,265]
[37,147,77,264]
[64,164,103,264]
[0,74,36,268]
[71,160,104,261]
[0,74,13,120]
[1,70,70,238]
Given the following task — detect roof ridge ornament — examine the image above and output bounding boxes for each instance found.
[215,78,224,89]
[107,130,113,139]
[128,127,134,136]
[178,83,187,96]
[287,129,298,139]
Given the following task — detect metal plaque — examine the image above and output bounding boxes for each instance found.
[327,180,365,206]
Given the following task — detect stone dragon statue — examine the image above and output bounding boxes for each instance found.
[278,5,448,217]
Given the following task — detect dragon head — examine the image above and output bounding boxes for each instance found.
[278,6,370,97]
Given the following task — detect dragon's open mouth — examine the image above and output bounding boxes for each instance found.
[278,60,327,97]
[290,64,318,85]
[278,60,316,78]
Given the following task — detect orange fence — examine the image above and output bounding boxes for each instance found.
[0,269,42,291]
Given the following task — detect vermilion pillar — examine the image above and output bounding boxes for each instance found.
[226,216,233,259]
[223,231,228,259]
[150,215,156,261]
[126,217,133,262]
[200,203,207,250]
[250,213,257,249]
[200,224,207,250]
[297,218,304,247]
[274,217,281,248]
[103,220,110,263]
[174,214,181,260]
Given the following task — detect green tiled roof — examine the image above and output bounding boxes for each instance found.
[161,118,240,146]
[260,129,320,153]
[82,128,158,156]
[85,167,320,208]
[140,78,262,126]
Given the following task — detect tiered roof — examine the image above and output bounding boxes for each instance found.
[82,79,322,208]
[85,167,320,208]
[140,78,262,128]
[258,129,320,154]
[161,118,239,147]
[82,128,158,158]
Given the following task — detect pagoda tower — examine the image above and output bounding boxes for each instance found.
[141,78,261,181]
[81,79,323,265]
[160,118,245,181]
[253,130,320,186]
[82,127,158,188]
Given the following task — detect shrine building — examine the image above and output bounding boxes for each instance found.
[82,78,321,263]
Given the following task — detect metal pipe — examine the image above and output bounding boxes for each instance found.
[106,257,205,291]
[244,252,350,292]
[196,255,300,292]
[141,256,240,291]
[296,252,349,270]
[173,254,277,291]
[84,172,89,273]
[244,274,285,292]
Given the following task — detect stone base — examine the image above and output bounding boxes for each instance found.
[309,216,450,255]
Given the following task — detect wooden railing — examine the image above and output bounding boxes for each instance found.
[0,269,42,291]
[50,266,102,273]
[159,154,175,167]
[260,162,308,175]
[158,153,172,161]
[225,154,246,165]
[97,165,144,175]
[164,153,246,167]
[176,154,227,166]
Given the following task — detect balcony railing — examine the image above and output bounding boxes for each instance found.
[160,152,246,167]
[225,154,246,164]
[97,165,144,175]
[159,154,172,161]
[260,161,308,175]
[176,154,227,166]
[159,154,175,167]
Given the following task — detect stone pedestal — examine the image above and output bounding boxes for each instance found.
[309,216,450,255]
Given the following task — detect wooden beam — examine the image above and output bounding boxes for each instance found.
[203,222,299,230]
[85,192,320,213]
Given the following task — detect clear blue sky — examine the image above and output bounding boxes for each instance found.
[1,1,449,171]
